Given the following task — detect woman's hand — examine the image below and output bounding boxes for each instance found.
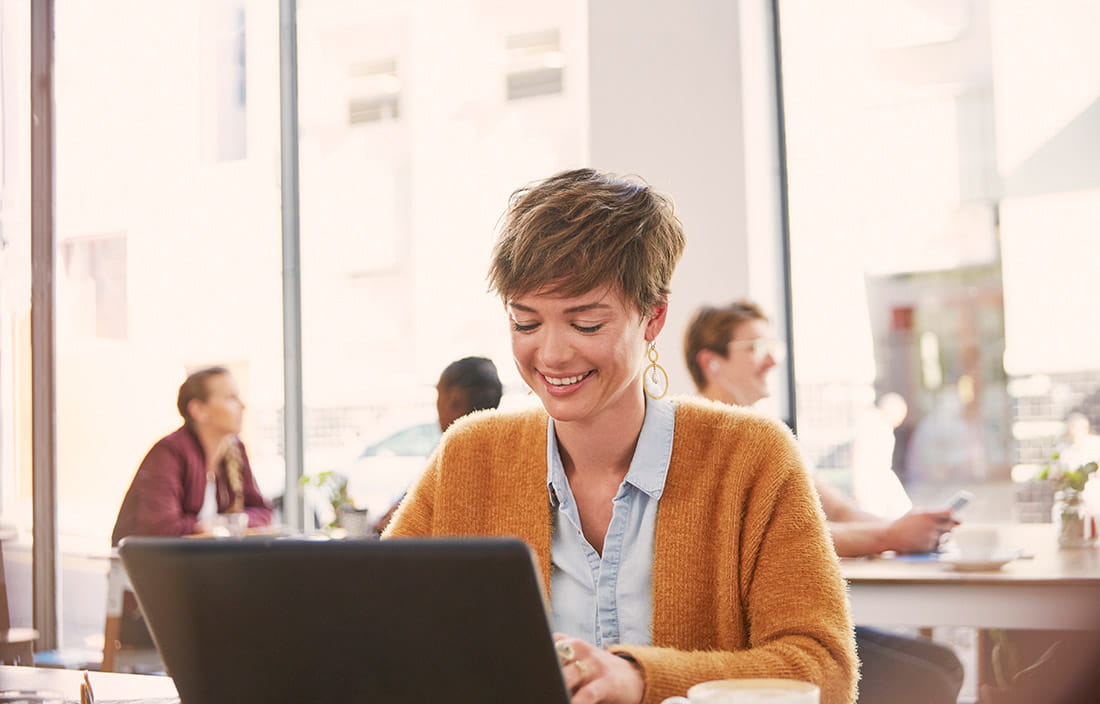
[554,634,645,704]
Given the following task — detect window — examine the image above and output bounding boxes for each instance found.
[201,0,248,163]
[506,29,564,100]
[777,0,1100,515]
[60,235,127,340]
[348,58,400,125]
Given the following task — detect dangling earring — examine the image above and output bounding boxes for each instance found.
[643,341,669,400]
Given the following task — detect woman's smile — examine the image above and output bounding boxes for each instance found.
[541,370,596,393]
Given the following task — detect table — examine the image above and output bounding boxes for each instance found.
[841,523,1100,630]
[0,665,177,702]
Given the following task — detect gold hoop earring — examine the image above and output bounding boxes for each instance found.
[643,342,669,400]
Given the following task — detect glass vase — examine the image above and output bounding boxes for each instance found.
[1053,488,1096,548]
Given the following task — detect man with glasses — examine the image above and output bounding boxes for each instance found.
[684,300,963,704]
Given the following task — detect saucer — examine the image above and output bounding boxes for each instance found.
[940,552,1018,572]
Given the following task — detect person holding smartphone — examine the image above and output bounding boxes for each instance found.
[684,300,964,704]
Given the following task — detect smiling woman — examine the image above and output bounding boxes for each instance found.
[385,168,858,704]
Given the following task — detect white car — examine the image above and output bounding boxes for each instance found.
[335,420,441,521]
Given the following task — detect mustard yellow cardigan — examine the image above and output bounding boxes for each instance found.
[385,397,857,704]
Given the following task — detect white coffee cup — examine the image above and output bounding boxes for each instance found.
[661,678,820,704]
[213,512,250,538]
[950,523,1000,560]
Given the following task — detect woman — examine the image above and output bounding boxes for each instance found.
[386,170,856,704]
[112,366,272,545]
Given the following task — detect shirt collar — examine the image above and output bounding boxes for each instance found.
[546,397,676,505]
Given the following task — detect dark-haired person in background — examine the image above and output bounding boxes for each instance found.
[684,300,963,704]
[373,356,503,534]
[111,366,272,546]
[434,356,504,433]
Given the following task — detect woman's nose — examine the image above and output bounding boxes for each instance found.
[539,327,574,368]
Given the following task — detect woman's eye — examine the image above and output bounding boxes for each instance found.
[512,321,539,332]
[573,323,603,333]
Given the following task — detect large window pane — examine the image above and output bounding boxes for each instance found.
[54,0,284,651]
[778,0,1100,517]
[296,0,587,520]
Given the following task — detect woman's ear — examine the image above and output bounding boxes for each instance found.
[644,301,669,341]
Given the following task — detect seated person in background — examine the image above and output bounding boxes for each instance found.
[112,366,272,546]
[386,169,856,704]
[372,356,503,533]
[434,356,504,433]
[1058,411,1100,470]
[684,300,963,704]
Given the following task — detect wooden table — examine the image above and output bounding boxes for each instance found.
[0,665,177,702]
[841,523,1100,630]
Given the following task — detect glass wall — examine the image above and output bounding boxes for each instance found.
[777,0,1100,516]
[52,0,285,650]
[294,0,586,520]
[36,0,587,653]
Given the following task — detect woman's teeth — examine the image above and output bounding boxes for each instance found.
[545,372,589,386]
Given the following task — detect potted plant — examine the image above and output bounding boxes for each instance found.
[298,470,351,530]
[298,471,373,537]
[1037,458,1098,547]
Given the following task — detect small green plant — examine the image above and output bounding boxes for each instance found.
[1037,457,1098,492]
[299,471,351,529]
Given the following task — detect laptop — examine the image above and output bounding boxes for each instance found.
[118,536,571,704]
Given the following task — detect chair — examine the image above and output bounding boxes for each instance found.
[0,526,39,665]
[101,550,161,673]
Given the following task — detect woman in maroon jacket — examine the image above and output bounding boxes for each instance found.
[111,366,272,546]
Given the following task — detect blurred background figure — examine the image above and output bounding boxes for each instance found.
[905,387,988,483]
[851,391,913,520]
[685,300,963,704]
[1058,411,1100,470]
[682,299,783,410]
[1059,411,1100,516]
[373,356,502,533]
[112,366,272,546]
[434,356,504,432]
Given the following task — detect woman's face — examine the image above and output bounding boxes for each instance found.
[508,284,665,427]
[711,318,780,407]
[192,372,245,436]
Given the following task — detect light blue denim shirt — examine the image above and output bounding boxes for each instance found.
[546,397,676,648]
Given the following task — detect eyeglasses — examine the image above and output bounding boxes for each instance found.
[728,337,787,365]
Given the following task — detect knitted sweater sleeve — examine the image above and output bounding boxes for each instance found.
[610,412,858,704]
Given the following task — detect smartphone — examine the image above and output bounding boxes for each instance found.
[945,490,973,512]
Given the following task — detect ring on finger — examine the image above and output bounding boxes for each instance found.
[555,641,575,664]
[573,659,589,679]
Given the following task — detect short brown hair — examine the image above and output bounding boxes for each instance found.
[488,168,685,315]
[177,366,230,424]
[683,300,768,391]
